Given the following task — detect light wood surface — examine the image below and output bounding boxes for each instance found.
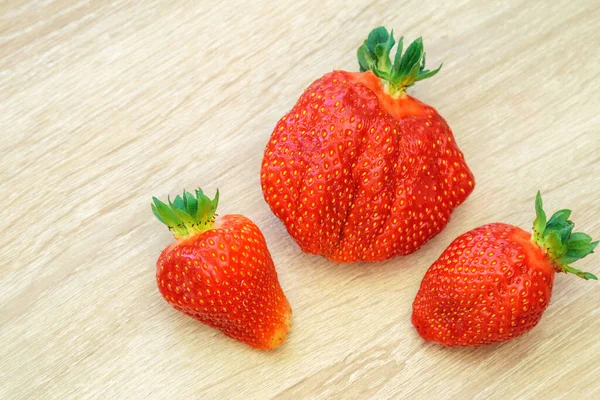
[1,1,599,399]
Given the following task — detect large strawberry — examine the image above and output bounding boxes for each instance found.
[152,188,291,350]
[412,192,597,347]
[261,27,474,262]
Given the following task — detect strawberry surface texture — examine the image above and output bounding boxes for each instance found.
[261,27,475,262]
[412,192,597,346]
[152,189,291,350]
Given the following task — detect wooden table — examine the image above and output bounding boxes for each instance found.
[2,1,599,398]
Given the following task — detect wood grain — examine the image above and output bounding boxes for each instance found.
[1,0,599,399]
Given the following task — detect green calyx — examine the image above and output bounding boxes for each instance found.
[151,188,219,239]
[357,26,442,97]
[532,191,598,280]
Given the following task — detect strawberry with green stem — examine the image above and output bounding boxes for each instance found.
[152,188,292,350]
[261,26,474,262]
[412,192,597,346]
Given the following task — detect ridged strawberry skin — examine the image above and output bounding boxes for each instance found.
[412,223,555,347]
[156,214,291,350]
[261,70,474,262]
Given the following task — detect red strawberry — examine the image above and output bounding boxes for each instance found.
[261,27,474,262]
[412,192,597,347]
[152,188,292,350]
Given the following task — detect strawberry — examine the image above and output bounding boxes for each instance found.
[151,188,292,350]
[261,27,474,262]
[412,192,597,347]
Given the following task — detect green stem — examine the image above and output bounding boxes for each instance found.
[532,191,598,280]
[151,188,219,239]
[357,27,442,97]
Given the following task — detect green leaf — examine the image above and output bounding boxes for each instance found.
[169,196,193,222]
[357,28,442,95]
[170,205,194,226]
[398,37,423,77]
[533,191,547,237]
[197,194,212,221]
[375,33,395,55]
[151,188,220,239]
[413,62,443,82]
[372,66,392,81]
[556,254,581,265]
[546,230,567,258]
[531,191,598,281]
[547,209,572,226]
[212,189,220,212]
[567,238,595,253]
[184,190,198,218]
[558,221,574,244]
[151,204,165,224]
[366,26,389,55]
[357,45,374,72]
[152,197,180,227]
[562,265,598,280]
[173,195,185,212]
[393,36,404,69]
[375,44,390,70]
[569,232,594,243]
[400,59,423,87]
[374,30,395,72]
[558,245,595,264]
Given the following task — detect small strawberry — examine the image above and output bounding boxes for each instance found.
[412,192,597,347]
[152,188,291,350]
[261,27,474,262]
